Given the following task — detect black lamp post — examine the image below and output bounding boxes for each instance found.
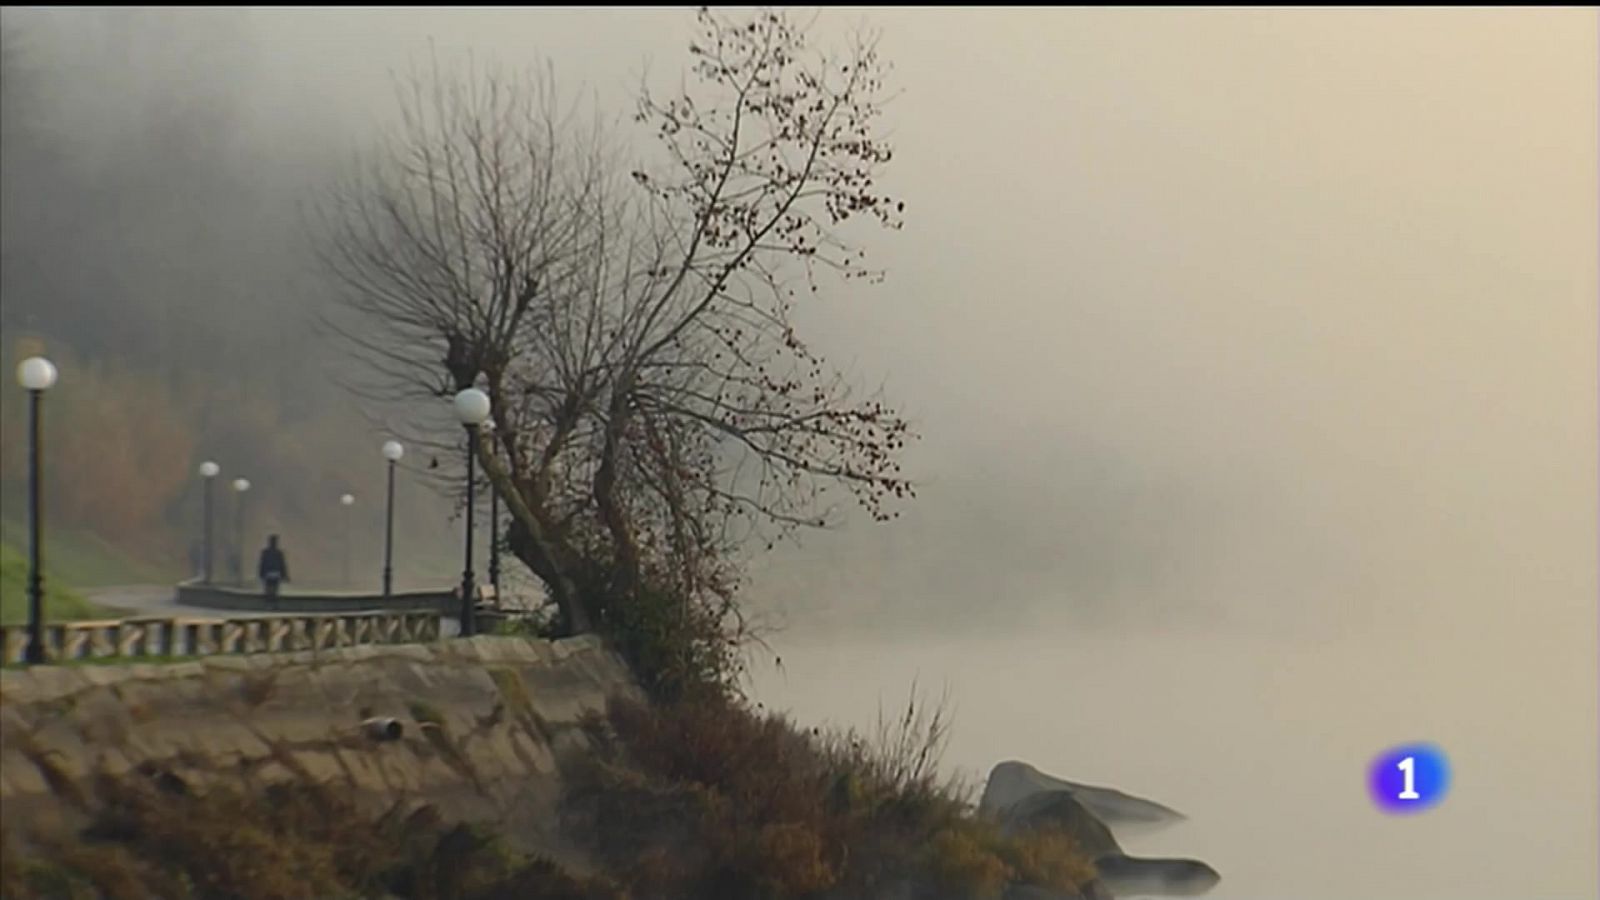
[340,493,355,587]
[231,478,250,587]
[199,460,220,585]
[382,440,404,597]
[453,388,491,637]
[17,356,57,665]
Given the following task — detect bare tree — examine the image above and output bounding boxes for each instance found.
[318,8,913,665]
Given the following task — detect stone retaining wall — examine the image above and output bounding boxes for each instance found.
[0,634,642,865]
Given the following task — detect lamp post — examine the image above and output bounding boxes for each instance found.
[340,493,355,587]
[482,418,501,598]
[452,388,491,636]
[231,478,251,587]
[382,440,404,597]
[198,460,221,585]
[17,356,58,665]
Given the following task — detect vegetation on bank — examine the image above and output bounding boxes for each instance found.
[565,693,1096,899]
[0,774,617,900]
[0,691,1095,900]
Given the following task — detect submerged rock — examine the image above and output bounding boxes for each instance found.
[1093,855,1220,898]
[981,760,1188,828]
[982,761,1220,898]
[997,788,1122,857]
[1004,883,1115,900]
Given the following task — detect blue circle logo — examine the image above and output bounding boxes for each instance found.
[1368,742,1450,814]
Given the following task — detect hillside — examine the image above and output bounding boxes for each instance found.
[0,540,117,624]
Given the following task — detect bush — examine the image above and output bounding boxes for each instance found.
[923,824,1012,900]
[0,773,621,900]
[591,581,747,703]
[566,689,1098,900]
[1004,826,1098,894]
[0,339,197,559]
[491,609,562,640]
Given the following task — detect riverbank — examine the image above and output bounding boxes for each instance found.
[0,634,1118,899]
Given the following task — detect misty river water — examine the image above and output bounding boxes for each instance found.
[751,614,1599,899]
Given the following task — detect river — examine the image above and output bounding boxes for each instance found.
[751,610,1599,899]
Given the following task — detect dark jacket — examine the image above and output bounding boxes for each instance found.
[258,546,289,582]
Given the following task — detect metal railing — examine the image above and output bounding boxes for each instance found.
[0,611,442,665]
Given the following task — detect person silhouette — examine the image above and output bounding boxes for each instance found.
[257,535,290,606]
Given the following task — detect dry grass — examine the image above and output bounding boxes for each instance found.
[0,690,1094,900]
[0,773,621,900]
[565,688,1097,900]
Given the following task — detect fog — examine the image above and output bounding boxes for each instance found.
[1,7,1595,897]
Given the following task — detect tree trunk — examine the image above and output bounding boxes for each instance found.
[475,440,593,634]
[594,384,642,601]
[504,515,592,634]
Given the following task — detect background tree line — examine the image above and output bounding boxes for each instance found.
[0,9,462,586]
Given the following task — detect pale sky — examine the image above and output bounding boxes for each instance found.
[11,5,1594,627]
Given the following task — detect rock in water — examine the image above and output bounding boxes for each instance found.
[998,788,1123,858]
[982,761,1220,898]
[1094,855,1221,898]
[1005,884,1114,900]
[981,760,1188,828]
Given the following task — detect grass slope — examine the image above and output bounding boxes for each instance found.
[0,541,116,623]
[0,516,173,588]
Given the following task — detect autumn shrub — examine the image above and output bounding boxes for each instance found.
[1002,825,1098,894]
[921,823,1013,900]
[0,772,621,900]
[571,690,1098,900]
[737,823,836,895]
[0,333,459,589]
[605,692,827,820]
[0,337,196,561]
[589,579,748,704]
[816,684,967,825]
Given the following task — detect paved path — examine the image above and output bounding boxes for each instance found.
[86,585,191,618]
[86,586,308,620]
